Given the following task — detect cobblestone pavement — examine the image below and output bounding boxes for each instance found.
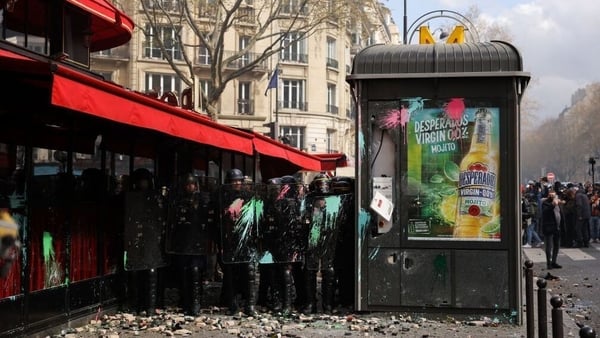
[48,307,532,338]
[42,267,589,338]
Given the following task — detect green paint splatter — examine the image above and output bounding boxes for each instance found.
[323,195,342,229]
[42,231,55,262]
[358,209,371,241]
[359,131,365,158]
[433,254,447,283]
[308,210,323,247]
[259,251,273,264]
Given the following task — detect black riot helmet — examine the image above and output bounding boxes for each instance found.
[331,176,354,194]
[310,173,331,194]
[225,168,244,183]
[266,177,282,185]
[132,168,154,191]
[182,173,198,193]
[280,175,296,185]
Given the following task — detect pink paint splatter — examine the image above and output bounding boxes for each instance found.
[378,106,410,129]
[445,98,465,120]
[227,198,244,219]
[277,185,290,200]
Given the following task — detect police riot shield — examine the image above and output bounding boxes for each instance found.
[219,182,260,263]
[165,176,218,255]
[304,193,353,270]
[123,190,169,271]
[259,182,309,264]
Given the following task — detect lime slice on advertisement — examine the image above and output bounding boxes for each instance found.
[481,218,500,234]
[439,194,457,224]
[444,161,460,182]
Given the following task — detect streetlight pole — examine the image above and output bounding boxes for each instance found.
[590,157,596,184]
[403,0,407,44]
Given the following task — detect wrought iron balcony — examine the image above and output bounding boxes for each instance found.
[237,99,254,115]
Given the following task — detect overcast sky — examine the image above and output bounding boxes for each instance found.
[385,0,600,120]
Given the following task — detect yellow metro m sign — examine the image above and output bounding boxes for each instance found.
[419,26,465,44]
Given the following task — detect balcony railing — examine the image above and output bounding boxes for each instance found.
[281,4,309,15]
[196,51,267,71]
[326,58,338,69]
[280,52,308,63]
[236,6,256,24]
[237,99,254,115]
[281,101,308,111]
[327,104,339,114]
[90,45,130,59]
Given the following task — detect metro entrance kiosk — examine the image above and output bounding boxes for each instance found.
[347,41,530,322]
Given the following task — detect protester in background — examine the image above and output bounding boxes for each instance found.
[575,185,591,247]
[561,187,577,247]
[590,191,600,243]
[541,189,564,269]
[522,189,543,248]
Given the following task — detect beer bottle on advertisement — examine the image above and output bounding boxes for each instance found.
[453,108,497,238]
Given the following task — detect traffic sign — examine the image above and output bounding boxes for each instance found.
[547,172,555,181]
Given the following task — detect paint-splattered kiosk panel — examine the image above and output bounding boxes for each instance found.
[347,42,530,318]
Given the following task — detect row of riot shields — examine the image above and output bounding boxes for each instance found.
[123,178,353,271]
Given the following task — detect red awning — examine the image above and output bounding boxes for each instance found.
[65,0,134,52]
[50,65,254,155]
[252,133,323,172]
[313,153,348,171]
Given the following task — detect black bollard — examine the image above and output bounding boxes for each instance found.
[579,325,597,338]
[525,260,535,338]
[550,295,564,338]
[537,278,548,338]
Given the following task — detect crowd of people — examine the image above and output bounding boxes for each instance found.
[121,168,355,318]
[522,177,600,269]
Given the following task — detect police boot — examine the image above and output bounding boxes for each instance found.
[222,265,238,315]
[256,264,270,308]
[146,268,158,315]
[321,267,335,313]
[281,264,294,316]
[125,270,140,314]
[244,263,259,317]
[302,269,317,315]
[179,267,190,312]
[190,266,203,316]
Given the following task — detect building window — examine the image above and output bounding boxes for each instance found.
[198,33,212,65]
[280,126,305,150]
[327,84,338,114]
[281,0,308,15]
[239,36,250,67]
[326,37,338,69]
[199,79,212,97]
[282,79,306,111]
[327,129,336,153]
[97,71,113,81]
[143,0,179,12]
[145,73,182,97]
[238,82,253,115]
[143,24,182,60]
[280,32,307,63]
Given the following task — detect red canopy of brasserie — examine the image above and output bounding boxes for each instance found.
[3,0,134,52]
[65,0,134,51]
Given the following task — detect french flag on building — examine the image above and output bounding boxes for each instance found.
[264,68,279,96]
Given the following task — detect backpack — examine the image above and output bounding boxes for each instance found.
[528,199,539,219]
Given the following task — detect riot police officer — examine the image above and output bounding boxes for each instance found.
[301,173,341,314]
[331,176,355,310]
[123,168,169,315]
[219,168,259,316]
[166,173,217,315]
[260,175,308,315]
